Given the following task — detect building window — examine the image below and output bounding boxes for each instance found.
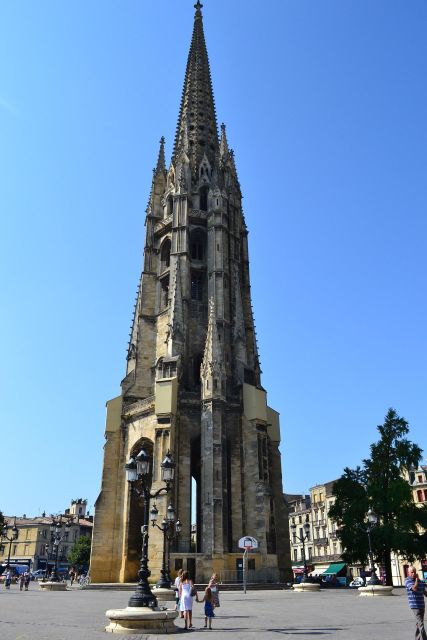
[190,229,205,261]
[160,275,170,309]
[167,196,173,217]
[293,549,297,561]
[308,547,312,559]
[418,475,423,483]
[248,559,255,571]
[191,275,203,301]
[160,239,171,271]
[24,544,29,555]
[174,558,183,571]
[417,489,423,502]
[199,186,208,211]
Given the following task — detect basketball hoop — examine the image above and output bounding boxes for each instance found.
[238,535,258,551]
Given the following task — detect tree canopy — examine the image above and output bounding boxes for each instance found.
[329,408,427,585]
[67,535,91,569]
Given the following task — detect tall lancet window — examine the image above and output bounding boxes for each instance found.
[160,238,171,271]
[190,228,205,261]
[199,186,208,211]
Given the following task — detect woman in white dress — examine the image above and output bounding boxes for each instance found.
[179,570,195,629]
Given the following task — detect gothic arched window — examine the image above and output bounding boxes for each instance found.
[199,186,208,212]
[167,196,173,217]
[190,229,205,261]
[160,275,169,310]
[160,238,171,271]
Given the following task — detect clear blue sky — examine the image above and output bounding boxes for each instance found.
[1,0,426,517]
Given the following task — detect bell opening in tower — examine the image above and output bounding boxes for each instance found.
[190,435,201,553]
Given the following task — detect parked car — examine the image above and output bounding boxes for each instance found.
[349,577,365,588]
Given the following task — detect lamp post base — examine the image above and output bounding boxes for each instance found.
[358,585,393,596]
[152,586,176,604]
[293,582,321,592]
[105,607,178,634]
[39,581,67,591]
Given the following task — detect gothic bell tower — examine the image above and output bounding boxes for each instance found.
[91,1,290,583]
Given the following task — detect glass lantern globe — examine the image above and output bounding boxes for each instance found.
[150,504,159,524]
[167,504,175,522]
[135,449,150,477]
[161,451,175,482]
[125,458,138,483]
[367,508,378,525]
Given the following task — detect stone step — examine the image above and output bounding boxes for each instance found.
[84,582,286,592]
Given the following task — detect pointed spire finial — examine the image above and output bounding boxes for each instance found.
[155,136,166,175]
[173,0,218,168]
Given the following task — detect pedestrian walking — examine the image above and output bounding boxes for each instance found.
[19,573,25,591]
[173,568,183,613]
[405,566,427,640]
[208,572,220,608]
[69,567,76,586]
[4,569,12,590]
[23,570,30,591]
[197,586,215,630]
[179,571,195,630]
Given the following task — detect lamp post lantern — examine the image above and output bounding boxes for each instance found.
[150,503,181,589]
[125,449,175,608]
[290,515,311,582]
[365,508,381,585]
[0,517,19,567]
[47,516,71,582]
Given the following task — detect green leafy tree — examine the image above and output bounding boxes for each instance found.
[68,535,91,569]
[329,408,427,585]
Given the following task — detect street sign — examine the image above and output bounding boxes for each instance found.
[238,536,258,551]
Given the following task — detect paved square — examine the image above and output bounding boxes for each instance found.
[0,586,412,639]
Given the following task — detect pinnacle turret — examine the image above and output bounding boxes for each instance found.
[154,136,166,175]
[173,2,218,171]
[219,123,229,158]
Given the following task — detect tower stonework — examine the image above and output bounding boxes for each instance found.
[91,2,291,584]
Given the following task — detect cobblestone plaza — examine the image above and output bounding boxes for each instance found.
[0,587,413,639]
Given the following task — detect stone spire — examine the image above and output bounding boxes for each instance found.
[154,136,166,176]
[201,297,225,400]
[173,1,218,170]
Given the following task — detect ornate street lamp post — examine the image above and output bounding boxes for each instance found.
[125,449,175,608]
[48,516,70,582]
[365,508,381,585]
[1,517,19,567]
[290,516,311,582]
[150,502,182,589]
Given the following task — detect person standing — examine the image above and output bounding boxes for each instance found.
[173,568,183,614]
[4,569,12,590]
[23,570,30,591]
[208,573,220,608]
[179,571,195,630]
[19,573,25,591]
[405,566,427,640]
[198,586,215,630]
